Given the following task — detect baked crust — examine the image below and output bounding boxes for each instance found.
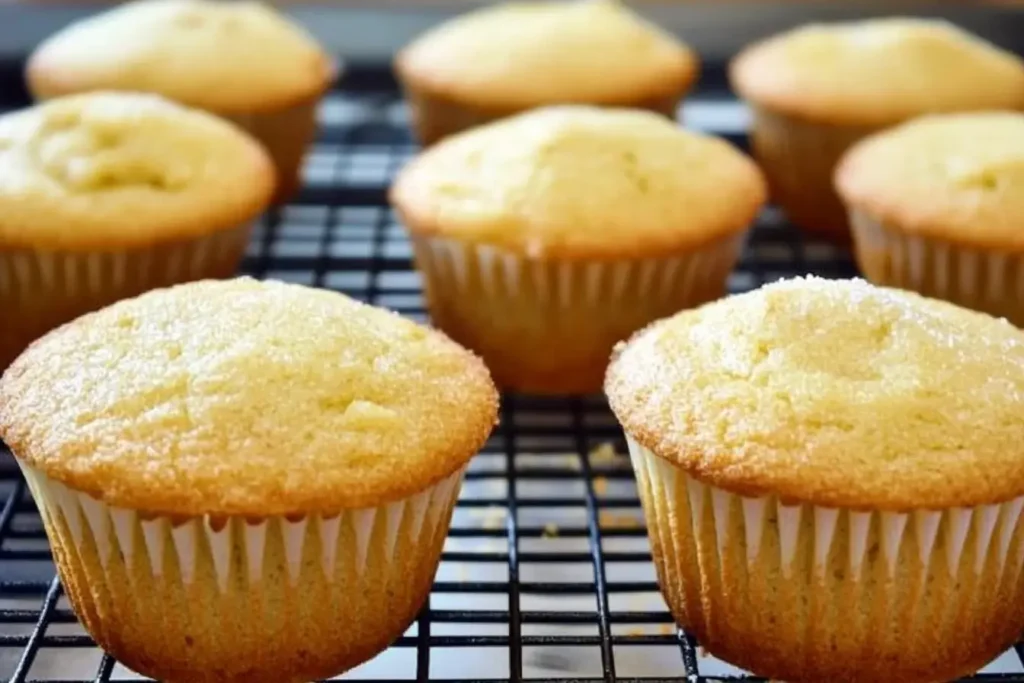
[390,106,766,260]
[0,92,275,250]
[394,0,697,112]
[26,0,336,114]
[730,18,1024,127]
[0,278,499,516]
[836,111,1024,250]
[606,276,1024,510]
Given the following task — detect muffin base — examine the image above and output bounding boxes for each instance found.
[229,100,319,203]
[850,209,1024,327]
[0,222,252,370]
[411,234,744,395]
[628,436,1024,683]
[20,463,464,683]
[403,86,683,147]
[749,107,878,241]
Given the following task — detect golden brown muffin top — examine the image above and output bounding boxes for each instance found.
[26,0,335,112]
[730,18,1024,126]
[0,278,498,516]
[395,0,697,110]
[606,277,1024,510]
[0,92,275,251]
[390,106,766,259]
[836,112,1024,250]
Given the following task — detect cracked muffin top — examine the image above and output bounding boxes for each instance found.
[27,0,335,112]
[0,91,274,250]
[606,276,1024,509]
[390,105,766,259]
[836,112,1024,249]
[0,278,498,516]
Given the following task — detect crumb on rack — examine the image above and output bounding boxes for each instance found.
[542,522,560,538]
[468,505,506,530]
[626,626,645,637]
[589,442,620,463]
[599,510,641,529]
[659,623,675,635]
[593,476,608,495]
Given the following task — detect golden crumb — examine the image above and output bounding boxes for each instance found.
[599,511,641,529]
[593,477,608,496]
[626,627,645,637]
[589,442,620,463]
[542,523,560,538]
[480,507,505,530]
[659,623,675,636]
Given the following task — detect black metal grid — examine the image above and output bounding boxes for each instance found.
[0,66,1023,682]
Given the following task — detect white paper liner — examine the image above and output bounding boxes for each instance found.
[749,107,876,237]
[410,232,745,392]
[627,435,1024,680]
[21,463,463,589]
[849,209,1024,327]
[629,435,1024,582]
[227,101,319,202]
[0,222,252,366]
[20,461,465,682]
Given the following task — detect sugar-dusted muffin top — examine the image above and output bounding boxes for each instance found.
[0,92,275,250]
[390,106,766,259]
[395,0,697,110]
[0,278,498,516]
[730,18,1024,126]
[27,0,335,112]
[606,276,1024,509]
[836,111,1024,249]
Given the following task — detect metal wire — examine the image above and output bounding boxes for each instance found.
[0,68,1021,683]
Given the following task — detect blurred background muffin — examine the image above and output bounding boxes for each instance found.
[394,0,698,146]
[0,91,274,369]
[390,105,765,394]
[0,277,497,683]
[26,0,336,202]
[836,111,1024,325]
[730,18,1024,241]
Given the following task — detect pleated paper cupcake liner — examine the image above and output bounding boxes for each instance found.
[0,222,252,369]
[411,234,745,394]
[749,106,876,240]
[20,463,463,683]
[627,436,1024,683]
[229,101,319,203]
[850,209,1024,328]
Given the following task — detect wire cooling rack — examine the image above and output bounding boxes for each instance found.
[1,65,1023,683]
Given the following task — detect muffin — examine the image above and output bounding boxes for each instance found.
[390,105,766,395]
[394,0,698,146]
[730,18,1024,240]
[0,91,274,369]
[26,0,336,202]
[606,276,1024,683]
[836,112,1024,326]
[0,277,498,683]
